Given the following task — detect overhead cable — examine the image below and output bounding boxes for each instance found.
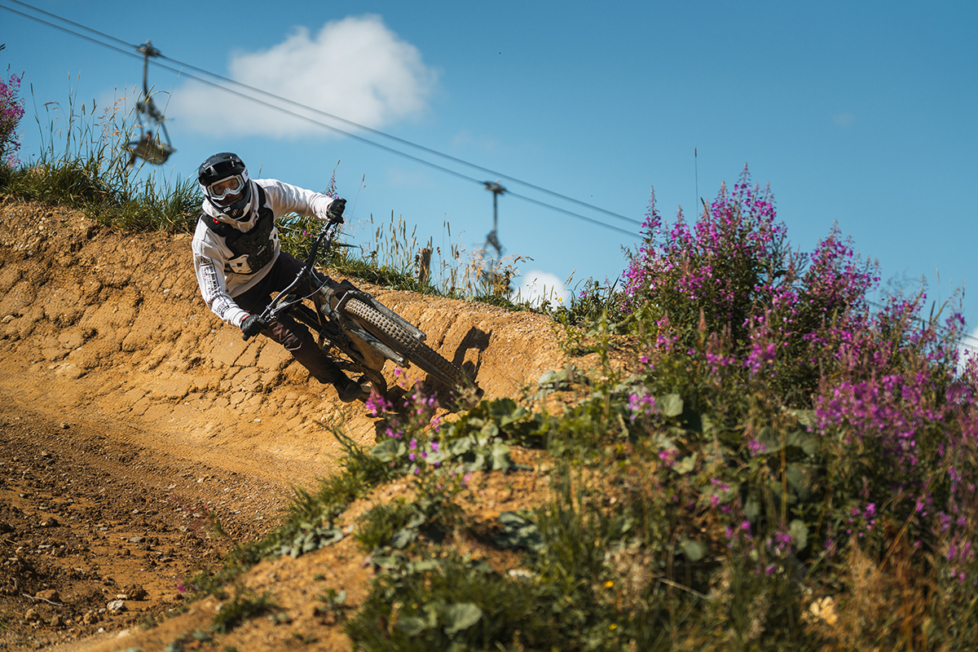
[0,3,143,62]
[0,0,642,237]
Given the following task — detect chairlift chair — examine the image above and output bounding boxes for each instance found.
[125,40,175,166]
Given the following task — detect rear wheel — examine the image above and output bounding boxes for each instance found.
[344,298,468,391]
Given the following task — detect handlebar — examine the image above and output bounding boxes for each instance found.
[258,219,342,324]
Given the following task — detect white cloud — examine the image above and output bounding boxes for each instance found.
[513,270,571,308]
[169,15,436,138]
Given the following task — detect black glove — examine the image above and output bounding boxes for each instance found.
[240,314,266,340]
[326,198,346,223]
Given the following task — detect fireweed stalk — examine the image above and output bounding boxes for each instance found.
[618,167,975,599]
[0,70,25,168]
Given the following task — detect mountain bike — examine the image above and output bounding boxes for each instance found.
[243,219,471,397]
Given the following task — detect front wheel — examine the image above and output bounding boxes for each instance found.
[344,298,469,391]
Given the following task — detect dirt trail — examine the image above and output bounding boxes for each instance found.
[0,197,568,650]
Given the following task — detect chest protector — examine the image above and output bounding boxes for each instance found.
[199,184,279,275]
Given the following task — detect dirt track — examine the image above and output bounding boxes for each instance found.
[0,197,568,650]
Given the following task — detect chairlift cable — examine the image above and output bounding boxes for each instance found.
[6,0,135,49]
[151,52,644,227]
[1,0,644,235]
[110,44,646,235]
[3,0,643,228]
[0,3,142,61]
[0,0,174,167]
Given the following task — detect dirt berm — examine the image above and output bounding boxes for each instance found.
[0,197,570,650]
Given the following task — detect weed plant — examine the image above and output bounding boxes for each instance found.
[0,60,25,168]
[211,584,276,634]
[0,86,198,231]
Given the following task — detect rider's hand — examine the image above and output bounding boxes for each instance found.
[326,198,346,223]
[240,314,266,340]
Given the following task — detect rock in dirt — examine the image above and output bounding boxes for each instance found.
[36,589,61,602]
[123,584,148,600]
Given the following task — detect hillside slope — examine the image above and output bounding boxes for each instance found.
[0,197,569,650]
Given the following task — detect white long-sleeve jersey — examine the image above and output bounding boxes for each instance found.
[191,178,338,328]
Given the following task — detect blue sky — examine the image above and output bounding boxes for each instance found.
[2,1,977,337]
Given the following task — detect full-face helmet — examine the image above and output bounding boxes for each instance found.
[198,152,254,220]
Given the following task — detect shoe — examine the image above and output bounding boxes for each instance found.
[335,375,365,403]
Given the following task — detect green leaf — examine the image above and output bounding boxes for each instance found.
[370,440,404,463]
[398,616,428,637]
[370,553,399,569]
[757,427,781,454]
[679,538,707,562]
[450,437,474,456]
[786,463,816,501]
[490,442,512,471]
[442,603,483,636]
[486,398,527,428]
[786,430,818,456]
[700,413,716,436]
[673,453,697,475]
[480,422,500,440]
[408,510,426,528]
[466,452,486,472]
[658,393,683,418]
[391,528,418,549]
[790,519,808,551]
[744,498,760,521]
[790,409,816,429]
[407,559,441,574]
[494,511,543,552]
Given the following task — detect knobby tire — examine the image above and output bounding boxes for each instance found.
[344,298,467,390]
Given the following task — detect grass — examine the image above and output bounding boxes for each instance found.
[0,88,199,232]
[0,84,550,310]
[211,585,277,634]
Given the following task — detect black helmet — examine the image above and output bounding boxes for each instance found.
[198,152,254,220]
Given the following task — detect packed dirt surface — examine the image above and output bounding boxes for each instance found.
[0,197,570,650]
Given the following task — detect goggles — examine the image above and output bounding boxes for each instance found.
[206,175,246,205]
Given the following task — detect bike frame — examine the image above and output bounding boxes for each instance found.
[255,220,431,392]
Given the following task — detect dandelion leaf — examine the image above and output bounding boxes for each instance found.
[680,538,707,562]
[442,602,483,636]
[490,441,512,471]
[658,393,683,418]
[674,453,697,475]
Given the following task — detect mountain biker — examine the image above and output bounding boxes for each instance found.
[191,152,365,403]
